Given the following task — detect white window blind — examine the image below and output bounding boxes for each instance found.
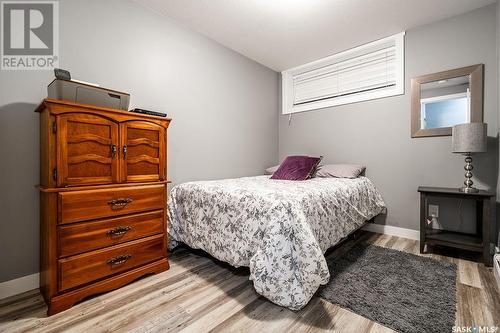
[282,32,405,114]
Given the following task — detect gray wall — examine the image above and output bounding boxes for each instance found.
[497,1,500,247]
[279,5,498,234]
[0,1,498,284]
[0,0,278,282]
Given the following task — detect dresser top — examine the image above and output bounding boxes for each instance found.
[418,186,495,197]
[36,98,172,123]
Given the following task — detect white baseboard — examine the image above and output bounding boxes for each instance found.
[363,223,420,240]
[0,273,39,300]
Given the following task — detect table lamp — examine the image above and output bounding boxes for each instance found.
[452,123,487,193]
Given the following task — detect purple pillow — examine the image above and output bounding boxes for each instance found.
[271,156,322,181]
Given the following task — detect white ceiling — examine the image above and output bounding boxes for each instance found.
[136,0,496,71]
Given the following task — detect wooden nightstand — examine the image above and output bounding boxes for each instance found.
[418,186,495,266]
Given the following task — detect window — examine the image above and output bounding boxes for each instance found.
[281,32,405,114]
[420,91,470,129]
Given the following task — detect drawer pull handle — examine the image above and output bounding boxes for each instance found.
[123,145,127,160]
[107,226,132,236]
[107,254,132,266]
[110,144,117,158]
[108,198,133,207]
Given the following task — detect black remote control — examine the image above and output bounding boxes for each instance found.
[130,108,167,117]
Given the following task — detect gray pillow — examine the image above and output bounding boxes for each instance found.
[316,164,366,179]
[265,165,280,175]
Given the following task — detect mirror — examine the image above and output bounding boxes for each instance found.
[411,64,483,138]
[420,76,470,129]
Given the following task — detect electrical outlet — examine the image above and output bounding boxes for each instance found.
[428,204,439,218]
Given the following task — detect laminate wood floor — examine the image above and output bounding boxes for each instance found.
[1,232,499,332]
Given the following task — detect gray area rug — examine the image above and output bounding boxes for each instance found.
[319,243,457,333]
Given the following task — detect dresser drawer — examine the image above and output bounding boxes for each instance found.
[58,210,164,257]
[59,185,165,224]
[58,234,165,291]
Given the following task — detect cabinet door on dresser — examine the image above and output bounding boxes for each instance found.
[57,113,119,186]
[120,121,166,182]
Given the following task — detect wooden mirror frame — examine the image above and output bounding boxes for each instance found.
[411,64,483,138]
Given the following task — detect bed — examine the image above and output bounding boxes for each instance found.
[167,175,386,310]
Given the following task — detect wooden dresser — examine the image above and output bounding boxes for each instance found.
[37,99,171,315]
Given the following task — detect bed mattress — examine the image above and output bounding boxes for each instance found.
[168,175,386,310]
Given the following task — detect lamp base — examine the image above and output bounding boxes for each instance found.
[459,186,479,193]
[459,153,479,194]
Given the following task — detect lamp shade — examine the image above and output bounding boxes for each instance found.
[452,123,487,153]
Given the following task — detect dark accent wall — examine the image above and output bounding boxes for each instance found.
[279,5,498,235]
[0,0,279,282]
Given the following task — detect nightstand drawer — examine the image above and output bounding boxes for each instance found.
[58,184,165,224]
[58,234,165,292]
[58,210,164,257]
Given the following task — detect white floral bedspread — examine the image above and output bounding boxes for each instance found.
[167,175,386,310]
